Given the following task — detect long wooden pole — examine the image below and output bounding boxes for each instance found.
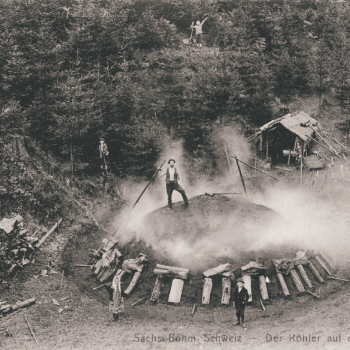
[24,313,38,344]
[306,135,341,158]
[301,141,304,187]
[36,219,62,248]
[234,157,247,195]
[232,156,280,181]
[332,137,350,153]
[310,125,338,155]
[132,160,166,208]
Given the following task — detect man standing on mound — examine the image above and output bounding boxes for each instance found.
[233,278,250,328]
[160,159,189,210]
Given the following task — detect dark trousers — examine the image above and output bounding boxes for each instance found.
[166,182,189,208]
[235,303,245,323]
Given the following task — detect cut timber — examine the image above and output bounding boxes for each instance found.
[260,299,266,311]
[36,219,62,248]
[290,269,305,293]
[242,275,252,302]
[150,276,163,302]
[315,255,332,275]
[155,264,189,273]
[277,272,290,297]
[296,265,312,288]
[307,262,324,283]
[318,251,335,271]
[259,275,269,301]
[306,290,321,299]
[11,298,36,312]
[202,278,213,305]
[124,271,142,295]
[168,278,184,304]
[191,304,196,316]
[221,277,231,305]
[154,268,189,280]
[203,263,231,277]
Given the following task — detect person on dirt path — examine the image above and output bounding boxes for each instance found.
[233,278,250,328]
[160,159,189,210]
[190,16,209,48]
[99,137,109,175]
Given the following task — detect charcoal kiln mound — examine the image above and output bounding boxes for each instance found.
[65,194,306,308]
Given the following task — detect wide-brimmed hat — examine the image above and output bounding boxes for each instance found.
[99,137,105,141]
[236,278,244,283]
[168,159,176,164]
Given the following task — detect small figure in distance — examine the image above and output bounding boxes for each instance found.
[190,16,209,48]
[159,159,189,210]
[99,136,109,176]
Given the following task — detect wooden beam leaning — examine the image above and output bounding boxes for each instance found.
[290,269,305,294]
[296,265,312,289]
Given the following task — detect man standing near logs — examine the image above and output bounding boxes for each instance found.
[233,278,249,328]
[160,159,189,210]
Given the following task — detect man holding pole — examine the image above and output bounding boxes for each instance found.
[160,159,189,209]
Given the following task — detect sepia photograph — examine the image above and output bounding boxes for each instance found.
[0,0,350,349]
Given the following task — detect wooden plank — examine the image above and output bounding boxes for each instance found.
[202,278,212,305]
[242,275,252,302]
[168,278,184,304]
[221,278,231,305]
[259,275,269,300]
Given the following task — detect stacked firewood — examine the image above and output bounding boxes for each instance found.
[0,215,38,280]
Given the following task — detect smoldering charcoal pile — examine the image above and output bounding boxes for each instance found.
[0,214,38,281]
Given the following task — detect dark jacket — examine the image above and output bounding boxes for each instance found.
[233,286,249,306]
[165,167,179,184]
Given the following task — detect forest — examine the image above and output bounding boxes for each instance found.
[1,0,350,179]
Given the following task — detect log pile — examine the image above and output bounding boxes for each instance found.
[0,215,35,280]
[0,215,62,281]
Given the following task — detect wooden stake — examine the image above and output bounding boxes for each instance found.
[242,275,252,302]
[221,278,231,305]
[306,290,321,299]
[150,276,163,302]
[36,219,62,248]
[276,272,290,296]
[327,276,349,282]
[234,157,247,195]
[288,149,291,165]
[233,156,280,181]
[132,296,147,307]
[260,299,266,311]
[24,313,38,344]
[259,275,269,301]
[191,304,196,316]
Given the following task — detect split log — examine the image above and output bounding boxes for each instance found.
[36,219,62,248]
[191,304,196,316]
[259,275,269,300]
[307,261,324,283]
[154,268,189,280]
[296,265,312,288]
[318,251,335,271]
[203,263,231,277]
[242,275,252,302]
[150,276,163,302]
[99,266,118,283]
[168,278,184,304]
[124,270,142,295]
[202,278,212,305]
[276,272,290,296]
[221,277,231,305]
[315,255,332,275]
[156,264,189,273]
[290,269,305,293]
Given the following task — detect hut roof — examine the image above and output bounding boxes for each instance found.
[248,112,320,142]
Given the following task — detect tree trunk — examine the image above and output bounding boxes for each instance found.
[168,278,184,304]
[202,278,212,305]
[259,275,269,301]
[11,298,36,312]
[221,277,231,305]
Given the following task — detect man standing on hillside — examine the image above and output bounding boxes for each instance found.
[233,278,250,329]
[160,159,189,210]
[190,16,209,48]
[99,137,109,175]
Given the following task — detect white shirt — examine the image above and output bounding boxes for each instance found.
[169,167,175,181]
